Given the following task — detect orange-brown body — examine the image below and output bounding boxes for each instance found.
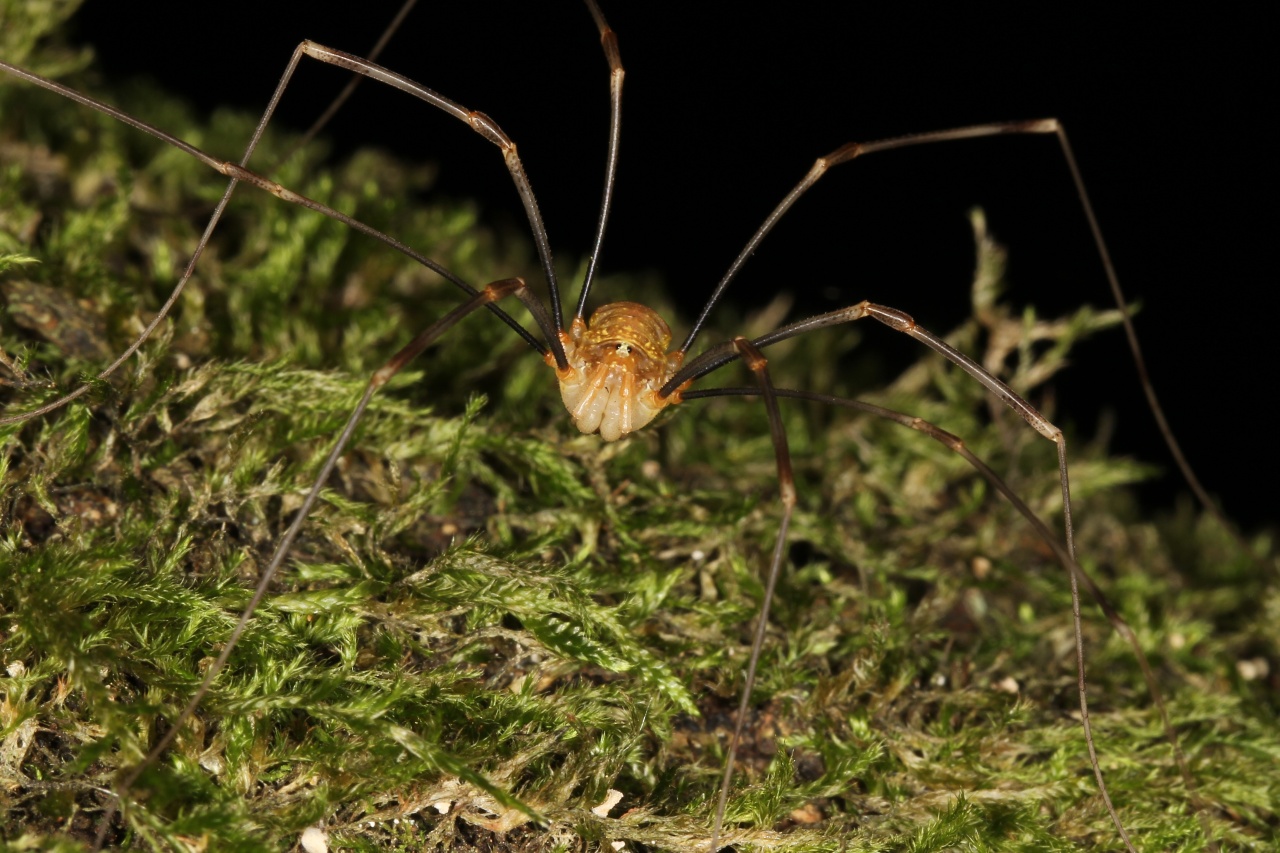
[548,302,686,441]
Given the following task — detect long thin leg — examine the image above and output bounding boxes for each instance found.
[667,302,1078,559]
[0,59,560,427]
[297,42,567,331]
[573,0,625,320]
[91,278,553,848]
[270,0,421,172]
[679,121,1059,353]
[676,299,1221,841]
[706,339,797,852]
[1050,129,1239,543]
[267,0,625,325]
[688,385,1216,851]
[675,120,1238,541]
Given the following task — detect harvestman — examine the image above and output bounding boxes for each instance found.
[0,1,1218,849]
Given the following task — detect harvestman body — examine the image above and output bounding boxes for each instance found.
[0,1,1222,849]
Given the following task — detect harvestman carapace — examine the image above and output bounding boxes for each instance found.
[0,1,1223,849]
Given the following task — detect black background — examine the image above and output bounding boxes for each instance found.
[64,2,1274,530]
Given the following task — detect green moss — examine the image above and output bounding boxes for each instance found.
[1,3,1277,850]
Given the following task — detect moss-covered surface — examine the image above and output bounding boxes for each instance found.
[2,4,1277,851]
